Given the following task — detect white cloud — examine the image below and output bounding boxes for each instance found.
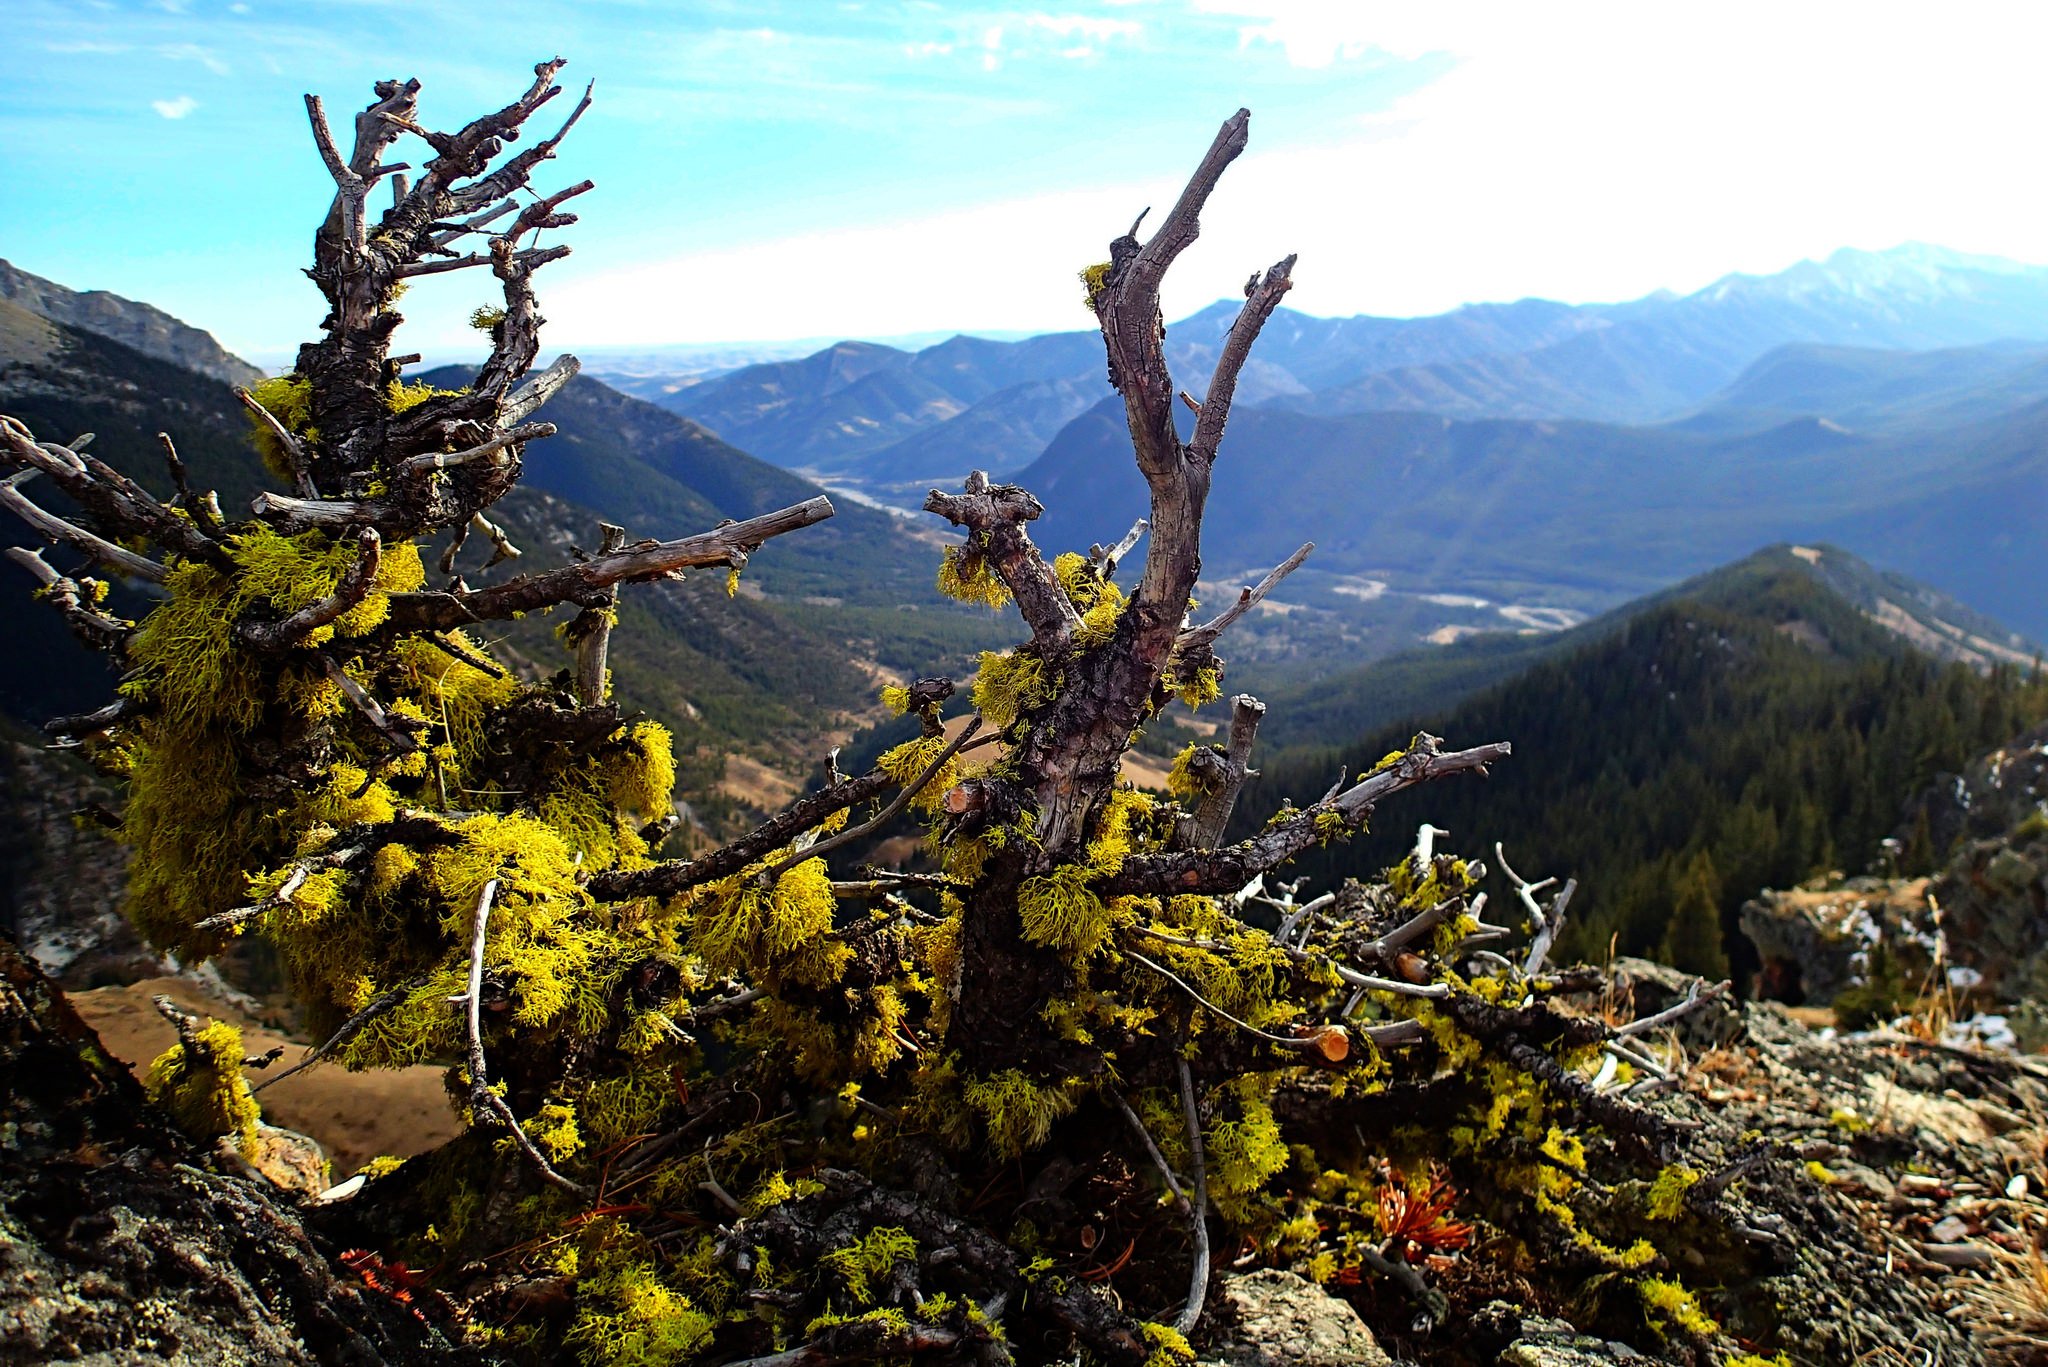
[1027,14,1143,42]
[158,41,230,75]
[151,95,199,119]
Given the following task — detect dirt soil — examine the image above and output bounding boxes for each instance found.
[67,976,461,1177]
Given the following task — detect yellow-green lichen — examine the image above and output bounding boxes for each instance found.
[143,1018,261,1157]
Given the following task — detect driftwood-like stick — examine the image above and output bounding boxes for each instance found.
[1614,979,1732,1038]
[1524,877,1577,977]
[0,472,167,583]
[460,878,589,1196]
[1173,1053,1211,1336]
[395,420,554,475]
[1182,694,1265,850]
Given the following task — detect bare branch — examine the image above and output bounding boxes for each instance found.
[3,547,129,654]
[1177,694,1265,850]
[1103,735,1512,896]
[1,416,221,564]
[925,472,1076,648]
[568,523,626,707]
[0,473,167,583]
[461,878,589,1196]
[387,496,835,632]
[1177,542,1313,652]
[1188,255,1296,464]
[1087,518,1148,580]
[759,721,981,883]
[234,387,318,497]
[587,769,896,903]
[1111,1091,1190,1212]
[305,93,366,247]
[252,985,411,1094]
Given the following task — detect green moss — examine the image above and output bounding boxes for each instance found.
[1080,261,1114,313]
[960,1067,1085,1157]
[565,1241,717,1367]
[1141,1322,1195,1367]
[1166,744,1210,802]
[876,733,965,815]
[1018,865,1113,959]
[688,858,847,988]
[970,648,1050,731]
[820,1226,918,1304]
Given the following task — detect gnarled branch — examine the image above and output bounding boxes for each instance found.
[385,495,833,631]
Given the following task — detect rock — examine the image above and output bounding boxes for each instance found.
[1498,1336,1652,1366]
[242,1122,332,1201]
[0,741,157,988]
[1198,1269,1392,1367]
[1738,877,1914,1007]
[0,934,476,1366]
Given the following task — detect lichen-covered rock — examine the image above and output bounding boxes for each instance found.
[0,936,475,1366]
[1199,1269,1393,1367]
[1738,875,1919,1006]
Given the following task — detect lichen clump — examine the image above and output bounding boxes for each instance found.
[143,1018,261,1157]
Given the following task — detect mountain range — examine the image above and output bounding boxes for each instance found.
[597,244,2048,649]
[613,243,2048,492]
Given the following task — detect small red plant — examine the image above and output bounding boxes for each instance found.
[1374,1163,1473,1255]
[341,1248,433,1324]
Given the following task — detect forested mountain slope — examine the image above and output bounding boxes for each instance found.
[1235,551,2048,984]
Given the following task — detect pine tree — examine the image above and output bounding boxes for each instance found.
[1659,849,1731,980]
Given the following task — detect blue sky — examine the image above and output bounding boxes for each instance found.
[8,1,2048,363]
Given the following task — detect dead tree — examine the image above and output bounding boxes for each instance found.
[1,67,1752,1367]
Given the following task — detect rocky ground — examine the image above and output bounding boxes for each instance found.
[6,925,2044,1365]
[6,724,2048,1363]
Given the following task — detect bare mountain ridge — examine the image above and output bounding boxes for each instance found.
[0,257,264,390]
